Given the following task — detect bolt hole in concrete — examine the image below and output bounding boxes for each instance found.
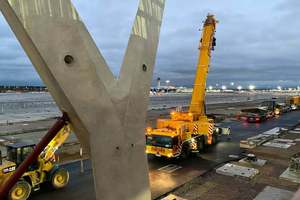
[116,146,120,150]
[64,55,74,64]
[142,64,147,71]
[131,144,135,147]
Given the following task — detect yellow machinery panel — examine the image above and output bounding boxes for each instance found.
[290,96,300,105]
[0,161,16,185]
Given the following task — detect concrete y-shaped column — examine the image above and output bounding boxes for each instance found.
[0,0,165,199]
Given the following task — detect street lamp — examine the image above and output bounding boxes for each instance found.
[277,86,282,91]
[237,86,242,91]
[249,85,255,91]
[221,85,227,90]
[208,86,213,91]
[165,80,170,93]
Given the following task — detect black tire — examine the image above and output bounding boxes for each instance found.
[180,144,190,159]
[197,136,205,152]
[50,168,70,189]
[8,180,31,200]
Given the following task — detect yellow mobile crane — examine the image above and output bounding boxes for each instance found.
[146,14,226,158]
[0,124,71,200]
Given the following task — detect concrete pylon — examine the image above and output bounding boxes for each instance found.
[0,0,165,199]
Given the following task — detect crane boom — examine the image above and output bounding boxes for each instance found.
[189,15,217,115]
[40,123,71,162]
[145,14,230,159]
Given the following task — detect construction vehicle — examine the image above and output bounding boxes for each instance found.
[289,96,300,110]
[0,124,71,200]
[240,108,268,123]
[258,100,290,116]
[146,14,229,159]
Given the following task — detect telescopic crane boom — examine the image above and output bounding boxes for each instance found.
[41,124,71,162]
[145,14,227,159]
[189,15,217,115]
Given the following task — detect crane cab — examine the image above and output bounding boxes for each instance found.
[146,133,180,158]
[6,142,39,171]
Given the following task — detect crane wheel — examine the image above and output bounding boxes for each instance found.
[8,180,31,200]
[180,145,190,159]
[197,136,205,152]
[212,133,218,145]
[51,168,70,189]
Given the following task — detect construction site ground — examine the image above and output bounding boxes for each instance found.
[168,130,300,200]
[0,96,299,199]
[0,99,260,159]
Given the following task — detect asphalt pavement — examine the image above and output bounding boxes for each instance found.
[30,110,300,200]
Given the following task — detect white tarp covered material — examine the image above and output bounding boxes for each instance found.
[216,163,259,179]
[280,168,300,184]
[240,134,271,149]
[263,142,292,149]
[274,139,294,143]
[262,127,282,136]
[263,139,296,149]
[254,186,294,200]
[240,127,283,149]
[288,130,300,134]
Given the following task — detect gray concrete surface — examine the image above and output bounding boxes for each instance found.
[0,0,165,199]
[254,186,294,200]
[0,91,294,124]
[216,163,259,179]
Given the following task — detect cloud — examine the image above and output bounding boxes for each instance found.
[0,0,299,87]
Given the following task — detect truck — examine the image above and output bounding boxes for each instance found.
[240,108,268,123]
[0,124,71,200]
[258,100,291,116]
[289,96,300,110]
[145,14,229,159]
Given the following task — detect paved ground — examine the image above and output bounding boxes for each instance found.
[0,98,276,156]
[28,110,300,200]
[171,128,300,200]
[0,91,293,124]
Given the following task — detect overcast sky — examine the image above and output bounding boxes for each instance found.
[0,0,299,88]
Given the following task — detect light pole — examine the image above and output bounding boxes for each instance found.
[249,85,255,91]
[277,86,282,91]
[237,86,242,91]
[166,80,170,93]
